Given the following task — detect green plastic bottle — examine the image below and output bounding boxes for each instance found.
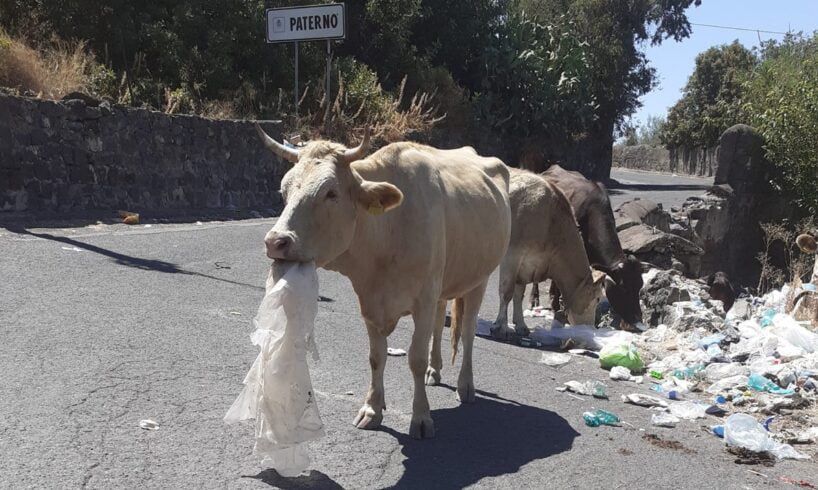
[583,409,620,427]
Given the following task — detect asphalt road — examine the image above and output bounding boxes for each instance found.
[608,167,713,209]
[3,169,814,489]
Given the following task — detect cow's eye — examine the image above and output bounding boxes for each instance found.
[326,189,338,200]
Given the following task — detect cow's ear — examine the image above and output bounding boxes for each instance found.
[591,270,607,286]
[797,234,817,254]
[357,180,403,216]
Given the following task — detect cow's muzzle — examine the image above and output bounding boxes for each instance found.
[264,231,294,260]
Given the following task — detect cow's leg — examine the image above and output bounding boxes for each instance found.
[529,282,540,308]
[512,283,530,337]
[408,301,437,439]
[353,321,388,430]
[550,281,562,312]
[457,281,488,403]
[491,260,517,340]
[425,300,447,386]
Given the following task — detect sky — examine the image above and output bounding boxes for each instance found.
[631,0,818,128]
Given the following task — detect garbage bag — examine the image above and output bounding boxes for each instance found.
[599,342,644,373]
[724,413,808,460]
[224,261,324,477]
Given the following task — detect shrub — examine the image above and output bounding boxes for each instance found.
[0,30,94,98]
[297,58,443,146]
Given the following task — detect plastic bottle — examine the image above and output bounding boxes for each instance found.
[583,409,620,427]
[747,373,794,395]
[672,364,705,380]
[649,370,664,380]
[759,308,777,327]
[589,381,608,399]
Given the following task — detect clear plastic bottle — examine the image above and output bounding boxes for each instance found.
[672,364,705,380]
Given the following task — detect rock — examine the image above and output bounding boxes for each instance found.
[714,124,773,195]
[619,224,703,270]
[61,91,102,107]
[614,198,671,233]
[671,258,685,273]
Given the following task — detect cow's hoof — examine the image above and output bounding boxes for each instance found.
[409,415,435,439]
[353,405,383,430]
[457,381,475,403]
[425,366,441,386]
[490,324,516,341]
[514,326,531,338]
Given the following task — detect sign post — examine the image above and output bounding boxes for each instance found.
[265,3,346,118]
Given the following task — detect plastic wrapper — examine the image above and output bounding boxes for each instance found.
[529,324,634,351]
[224,261,324,477]
[651,413,680,428]
[704,363,748,382]
[668,400,707,419]
[724,413,808,460]
[770,313,818,354]
[705,375,748,394]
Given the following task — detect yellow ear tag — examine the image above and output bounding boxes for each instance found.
[367,202,384,216]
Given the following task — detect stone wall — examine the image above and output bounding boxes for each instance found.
[612,144,717,177]
[0,93,287,215]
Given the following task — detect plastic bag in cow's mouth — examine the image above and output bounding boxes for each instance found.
[224,261,324,477]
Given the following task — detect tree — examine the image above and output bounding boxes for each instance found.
[744,32,818,214]
[511,0,701,179]
[661,41,757,148]
[473,12,597,161]
[637,115,665,146]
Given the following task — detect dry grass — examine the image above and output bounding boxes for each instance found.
[298,75,445,147]
[757,218,817,294]
[0,30,93,99]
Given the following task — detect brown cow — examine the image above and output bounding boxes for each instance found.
[533,165,644,328]
[708,271,736,312]
[257,126,511,439]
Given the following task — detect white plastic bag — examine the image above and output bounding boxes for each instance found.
[724,413,808,460]
[651,413,680,428]
[668,400,707,419]
[705,375,748,394]
[770,313,818,354]
[530,325,634,351]
[224,262,324,477]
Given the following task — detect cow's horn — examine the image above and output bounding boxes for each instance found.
[255,123,299,163]
[342,127,371,164]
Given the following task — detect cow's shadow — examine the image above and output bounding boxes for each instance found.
[380,386,578,488]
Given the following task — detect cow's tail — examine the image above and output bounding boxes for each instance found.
[450,297,465,365]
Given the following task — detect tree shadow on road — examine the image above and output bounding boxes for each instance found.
[379,386,579,489]
[606,182,710,194]
[246,469,344,489]
[5,225,263,291]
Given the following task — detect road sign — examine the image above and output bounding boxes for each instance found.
[266,3,345,43]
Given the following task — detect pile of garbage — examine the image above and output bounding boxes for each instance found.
[536,268,818,463]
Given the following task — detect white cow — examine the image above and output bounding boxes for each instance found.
[492,168,604,339]
[256,125,511,439]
